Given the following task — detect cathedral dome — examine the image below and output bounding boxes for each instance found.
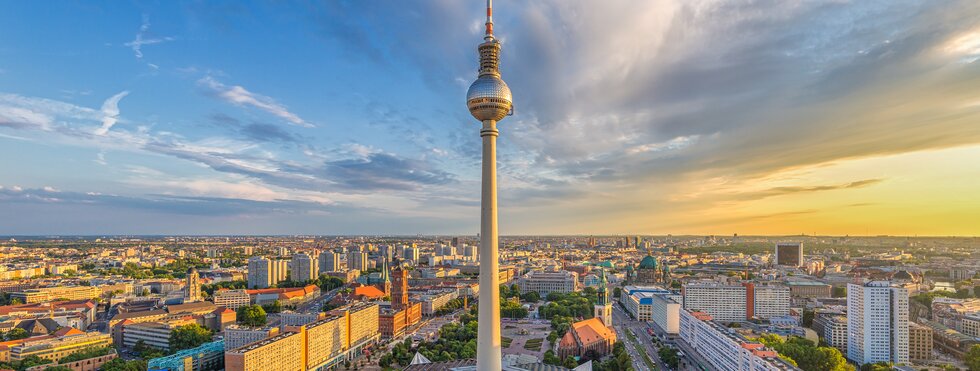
[638,255,658,269]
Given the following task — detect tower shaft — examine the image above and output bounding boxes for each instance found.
[477,119,501,371]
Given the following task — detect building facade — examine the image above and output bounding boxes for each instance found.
[678,310,799,371]
[682,282,747,322]
[846,281,909,365]
[775,243,803,267]
[516,270,579,295]
[213,289,250,310]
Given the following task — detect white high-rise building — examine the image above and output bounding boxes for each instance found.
[318,251,340,273]
[847,281,909,365]
[248,256,272,289]
[347,251,368,271]
[682,282,747,322]
[751,284,790,319]
[289,253,316,283]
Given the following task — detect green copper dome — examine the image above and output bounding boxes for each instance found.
[638,255,658,269]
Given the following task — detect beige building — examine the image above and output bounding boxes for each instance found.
[300,314,348,369]
[12,286,101,303]
[213,289,251,309]
[908,322,932,361]
[517,270,579,295]
[223,325,279,351]
[7,329,111,362]
[225,330,305,371]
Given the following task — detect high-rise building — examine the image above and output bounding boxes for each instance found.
[289,253,316,283]
[347,251,368,271]
[814,314,848,354]
[402,246,419,263]
[847,281,909,365]
[594,269,612,327]
[747,284,790,320]
[184,267,201,303]
[775,242,804,267]
[318,251,340,273]
[248,257,272,289]
[682,282,747,322]
[271,259,288,283]
[451,237,459,247]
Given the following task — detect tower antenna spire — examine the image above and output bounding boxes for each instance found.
[485,0,494,38]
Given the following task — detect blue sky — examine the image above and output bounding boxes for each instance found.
[2,1,979,235]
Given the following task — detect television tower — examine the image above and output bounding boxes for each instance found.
[466,0,513,369]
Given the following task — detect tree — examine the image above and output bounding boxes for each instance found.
[966,344,980,371]
[613,287,622,298]
[543,350,561,365]
[169,323,212,351]
[563,355,578,369]
[262,300,283,313]
[6,328,29,340]
[237,305,268,327]
[659,347,680,368]
[832,286,847,298]
[100,358,148,371]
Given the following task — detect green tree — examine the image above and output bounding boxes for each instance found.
[237,305,268,327]
[100,358,148,371]
[966,344,980,371]
[262,300,283,313]
[832,286,847,298]
[5,327,29,340]
[563,355,578,369]
[169,323,212,351]
[659,347,680,368]
[543,350,561,365]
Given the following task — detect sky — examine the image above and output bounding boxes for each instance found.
[1,1,979,236]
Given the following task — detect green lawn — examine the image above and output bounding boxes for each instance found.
[523,338,544,351]
[502,337,513,348]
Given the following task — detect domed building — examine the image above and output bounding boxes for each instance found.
[636,254,663,285]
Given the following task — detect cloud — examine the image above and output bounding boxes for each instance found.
[731,179,885,201]
[198,77,314,128]
[94,91,129,135]
[123,15,175,60]
[207,113,298,143]
[319,152,455,191]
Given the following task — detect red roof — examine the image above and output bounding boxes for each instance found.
[354,285,385,299]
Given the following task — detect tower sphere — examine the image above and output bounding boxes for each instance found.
[467,75,512,122]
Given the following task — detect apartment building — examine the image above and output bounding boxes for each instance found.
[225,330,306,371]
[223,325,280,351]
[682,282,748,322]
[679,310,799,371]
[846,281,909,365]
[908,321,933,361]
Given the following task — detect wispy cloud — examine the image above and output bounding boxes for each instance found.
[732,179,885,201]
[123,15,174,60]
[198,77,314,128]
[94,91,129,135]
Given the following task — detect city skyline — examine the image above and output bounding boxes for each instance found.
[2,1,980,236]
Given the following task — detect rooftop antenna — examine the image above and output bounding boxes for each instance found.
[485,0,494,39]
